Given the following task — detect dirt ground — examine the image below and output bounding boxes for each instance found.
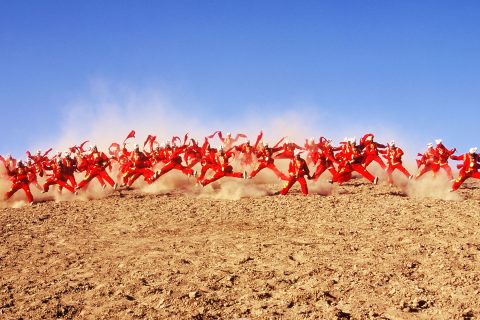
[1,178,480,319]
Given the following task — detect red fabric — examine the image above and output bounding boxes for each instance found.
[278,157,310,195]
[123,130,136,143]
[451,153,480,190]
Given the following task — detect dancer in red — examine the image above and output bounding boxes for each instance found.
[27,149,52,178]
[329,139,357,184]
[330,138,378,184]
[360,133,387,170]
[76,146,116,190]
[248,143,288,180]
[304,138,320,165]
[381,141,412,186]
[347,138,378,184]
[279,151,311,195]
[62,153,78,189]
[3,154,17,172]
[450,147,480,191]
[150,144,167,166]
[329,157,354,185]
[235,139,257,169]
[200,147,247,186]
[151,141,194,181]
[4,161,34,204]
[275,140,304,159]
[209,131,247,150]
[415,143,440,179]
[42,158,76,194]
[184,139,203,168]
[197,145,218,183]
[23,159,43,191]
[124,145,156,187]
[312,139,339,181]
[434,139,455,180]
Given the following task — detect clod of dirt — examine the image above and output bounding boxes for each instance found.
[335,309,351,319]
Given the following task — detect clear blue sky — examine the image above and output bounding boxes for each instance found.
[1,1,479,157]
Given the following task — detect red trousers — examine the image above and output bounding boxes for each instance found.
[43,177,75,193]
[452,171,480,190]
[157,161,194,179]
[197,164,215,182]
[126,168,155,187]
[280,175,308,195]
[313,163,337,181]
[331,163,374,184]
[332,169,352,184]
[5,182,33,203]
[364,155,386,170]
[202,168,243,186]
[416,163,439,179]
[351,163,375,183]
[438,163,453,180]
[306,152,319,165]
[249,161,288,180]
[77,169,115,189]
[65,175,77,188]
[386,163,410,185]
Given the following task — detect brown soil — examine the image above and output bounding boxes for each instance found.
[1,180,480,319]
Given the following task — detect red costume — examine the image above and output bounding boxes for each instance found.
[25,160,43,191]
[415,144,440,179]
[279,154,310,195]
[184,139,203,168]
[4,162,34,204]
[209,131,247,150]
[197,147,218,183]
[150,145,167,166]
[76,147,116,190]
[200,149,246,186]
[330,139,377,184]
[381,142,411,186]
[123,147,155,187]
[275,141,304,159]
[304,138,321,165]
[360,134,386,170]
[152,143,194,181]
[27,149,52,178]
[450,149,480,191]
[42,159,76,194]
[435,140,455,180]
[62,154,78,189]
[312,140,339,180]
[248,144,288,180]
[235,141,257,168]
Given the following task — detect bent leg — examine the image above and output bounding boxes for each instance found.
[279,177,296,195]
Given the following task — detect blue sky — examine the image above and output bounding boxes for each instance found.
[1,1,479,157]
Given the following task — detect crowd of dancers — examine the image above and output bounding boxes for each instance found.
[1,130,479,204]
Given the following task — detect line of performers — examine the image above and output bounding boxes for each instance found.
[1,131,479,204]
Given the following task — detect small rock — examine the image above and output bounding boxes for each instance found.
[239,256,254,264]
[188,291,199,299]
[463,308,474,319]
[368,310,379,317]
[336,309,351,319]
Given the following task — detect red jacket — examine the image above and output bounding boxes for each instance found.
[435,144,455,165]
[288,157,310,178]
[451,153,479,173]
[382,146,404,166]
